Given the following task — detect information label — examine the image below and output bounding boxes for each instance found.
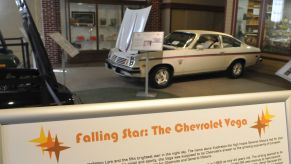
[2,102,290,164]
[49,33,79,57]
[131,32,164,51]
[276,60,291,82]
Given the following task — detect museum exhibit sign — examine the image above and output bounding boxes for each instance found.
[276,60,291,82]
[0,90,291,164]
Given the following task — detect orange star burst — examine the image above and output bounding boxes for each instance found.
[30,128,70,162]
[251,107,275,137]
[251,115,267,137]
[45,136,70,162]
[39,131,55,158]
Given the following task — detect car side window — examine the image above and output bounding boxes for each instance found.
[222,36,241,48]
[194,34,221,49]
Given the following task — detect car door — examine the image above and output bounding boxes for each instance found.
[182,34,226,74]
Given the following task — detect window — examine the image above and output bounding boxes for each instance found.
[70,3,97,51]
[98,5,122,50]
[222,36,241,48]
[68,2,145,52]
[195,34,221,49]
[164,32,195,48]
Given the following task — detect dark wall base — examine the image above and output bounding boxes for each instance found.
[68,50,109,64]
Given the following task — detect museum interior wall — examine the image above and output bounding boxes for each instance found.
[224,0,234,34]
[0,0,289,68]
[161,0,226,34]
[170,10,225,32]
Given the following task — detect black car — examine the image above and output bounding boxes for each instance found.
[0,0,74,108]
[0,31,20,68]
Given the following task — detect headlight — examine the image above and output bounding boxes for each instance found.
[13,57,20,65]
[129,56,135,66]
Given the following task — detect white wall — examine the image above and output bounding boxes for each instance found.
[0,0,41,60]
[162,0,225,6]
[0,0,42,38]
[224,0,234,34]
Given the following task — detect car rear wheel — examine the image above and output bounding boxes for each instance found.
[228,61,245,78]
[149,66,172,89]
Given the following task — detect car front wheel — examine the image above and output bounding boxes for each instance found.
[149,66,172,89]
[228,61,245,78]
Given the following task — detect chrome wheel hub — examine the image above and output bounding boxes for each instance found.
[155,69,169,85]
[233,63,242,76]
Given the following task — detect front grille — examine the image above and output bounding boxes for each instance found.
[116,57,128,65]
[111,55,117,61]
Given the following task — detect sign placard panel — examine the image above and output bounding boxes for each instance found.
[131,32,164,51]
[276,60,291,82]
[1,102,290,164]
[49,33,79,58]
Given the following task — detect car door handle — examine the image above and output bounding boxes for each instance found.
[220,52,225,54]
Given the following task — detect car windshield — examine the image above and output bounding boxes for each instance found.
[164,32,195,48]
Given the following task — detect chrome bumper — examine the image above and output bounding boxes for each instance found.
[105,59,141,77]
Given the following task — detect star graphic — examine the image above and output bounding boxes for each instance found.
[251,115,267,137]
[39,131,55,158]
[46,136,70,162]
[260,111,271,132]
[265,107,274,122]
[30,127,48,154]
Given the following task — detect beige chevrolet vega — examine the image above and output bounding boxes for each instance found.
[106,30,261,88]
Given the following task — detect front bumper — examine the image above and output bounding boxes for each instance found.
[105,59,141,77]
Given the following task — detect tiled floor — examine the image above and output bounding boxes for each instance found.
[55,62,290,104]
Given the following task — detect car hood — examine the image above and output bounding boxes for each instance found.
[15,0,58,88]
[115,6,151,53]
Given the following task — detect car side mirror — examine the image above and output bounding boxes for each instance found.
[197,44,204,50]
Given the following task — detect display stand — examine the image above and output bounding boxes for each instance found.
[131,32,164,98]
[49,33,79,85]
[136,52,157,98]
[61,51,68,85]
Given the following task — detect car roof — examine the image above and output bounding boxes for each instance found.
[174,30,234,37]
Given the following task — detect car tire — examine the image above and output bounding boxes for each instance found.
[228,61,245,78]
[149,66,172,89]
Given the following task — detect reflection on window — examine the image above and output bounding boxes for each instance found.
[98,5,121,50]
[222,36,241,48]
[195,35,220,49]
[271,0,285,23]
[70,3,97,51]
[164,32,195,48]
[235,0,261,47]
[263,0,291,55]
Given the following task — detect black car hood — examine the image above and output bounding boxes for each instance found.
[15,0,58,89]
